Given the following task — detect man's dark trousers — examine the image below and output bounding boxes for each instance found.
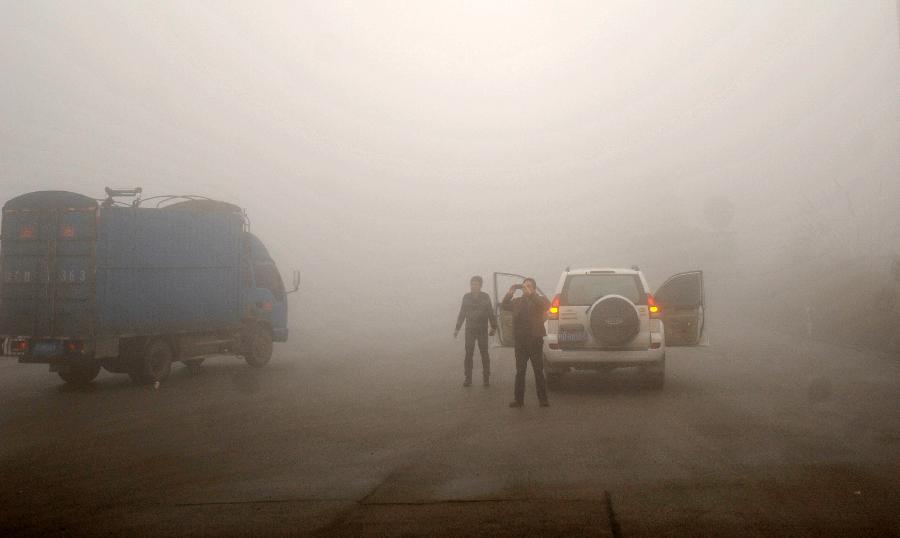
[464,328,490,382]
[514,337,547,403]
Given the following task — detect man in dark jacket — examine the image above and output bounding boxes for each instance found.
[455,276,498,386]
[501,277,550,407]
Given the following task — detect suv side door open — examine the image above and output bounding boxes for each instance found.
[655,270,704,346]
[492,272,547,347]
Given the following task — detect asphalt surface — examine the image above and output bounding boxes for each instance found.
[1,315,898,536]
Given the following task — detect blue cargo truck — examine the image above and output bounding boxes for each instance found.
[0,189,298,385]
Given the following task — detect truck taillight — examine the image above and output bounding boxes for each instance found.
[548,295,560,320]
[647,294,661,318]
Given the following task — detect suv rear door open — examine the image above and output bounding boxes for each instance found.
[492,272,547,347]
[655,270,704,346]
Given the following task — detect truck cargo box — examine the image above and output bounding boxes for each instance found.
[1,191,244,339]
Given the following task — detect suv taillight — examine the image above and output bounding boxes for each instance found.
[647,293,661,318]
[548,294,560,320]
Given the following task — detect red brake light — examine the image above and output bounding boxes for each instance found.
[647,294,661,318]
[548,295,560,320]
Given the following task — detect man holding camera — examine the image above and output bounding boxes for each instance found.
[501,278,550,407]
[455,275,498,387]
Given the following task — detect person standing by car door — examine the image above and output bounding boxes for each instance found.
[455,276,498,387]
[501,278,550,407]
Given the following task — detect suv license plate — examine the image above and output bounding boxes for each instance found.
[558,330,586,344]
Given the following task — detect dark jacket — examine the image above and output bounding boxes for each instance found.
[456,291,498,333]
[501,292,550,342]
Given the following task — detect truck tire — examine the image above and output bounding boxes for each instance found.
[129,339,173,385]
[58,361,101,385]
[243,326,273,368]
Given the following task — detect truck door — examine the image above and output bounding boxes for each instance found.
[491,272,547,347]
[0,194,97,338]
[252,262,288,341]
[655,270,704,346]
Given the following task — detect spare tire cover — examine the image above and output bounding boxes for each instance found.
[589,295,640,346]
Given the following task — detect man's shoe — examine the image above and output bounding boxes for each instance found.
[463,379,472,387]
[508,401,523,408]
[539,400,550,407]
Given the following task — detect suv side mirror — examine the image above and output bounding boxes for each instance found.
[288,270,301,294]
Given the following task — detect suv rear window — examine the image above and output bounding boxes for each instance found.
[561,274,645,306]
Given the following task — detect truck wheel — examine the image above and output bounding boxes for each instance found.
[129,339,173,385]
[641,355,666,390]
[244,326,273,368]
[58,361,101,385]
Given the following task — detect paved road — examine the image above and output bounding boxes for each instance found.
[1,316,898,536]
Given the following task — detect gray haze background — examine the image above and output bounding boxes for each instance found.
[1,1,898,351]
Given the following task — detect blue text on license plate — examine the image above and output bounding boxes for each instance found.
[559,330,586,343]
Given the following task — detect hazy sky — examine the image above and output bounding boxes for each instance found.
[1,1,898,344]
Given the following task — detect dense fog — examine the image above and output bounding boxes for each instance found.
[2,3,900,535]
[2,1,898,353]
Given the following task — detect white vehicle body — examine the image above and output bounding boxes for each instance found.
[492,268,705,389]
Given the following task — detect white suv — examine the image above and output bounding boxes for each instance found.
[492,268,704,389]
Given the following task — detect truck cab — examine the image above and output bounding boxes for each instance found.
[242,232,291,343]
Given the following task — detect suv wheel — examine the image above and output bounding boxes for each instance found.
[546,372,563,390]
[590,296,641,346]
[129,339,173,385]
[641,355,665,390]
